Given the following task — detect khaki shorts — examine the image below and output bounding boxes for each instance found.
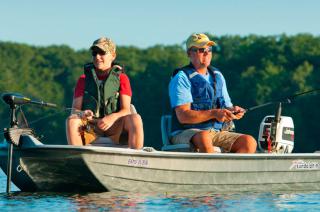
[171,129,243,152]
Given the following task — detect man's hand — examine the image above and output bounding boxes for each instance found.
[214,109,236,122]
[230,106,246,119]
[97,113,118,131]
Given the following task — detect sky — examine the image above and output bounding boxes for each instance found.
[1,0,319,50]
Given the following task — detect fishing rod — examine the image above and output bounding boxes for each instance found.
[244,88,320,113]
[1,92,84,125]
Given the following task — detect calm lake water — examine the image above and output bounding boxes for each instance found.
[0,170,319,211]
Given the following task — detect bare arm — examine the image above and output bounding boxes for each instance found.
[112,94,132,117]
[70,96,97,120]
[175,103,238,124]
[71,96,83,113]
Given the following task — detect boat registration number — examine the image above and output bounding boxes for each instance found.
[128,158,149,167]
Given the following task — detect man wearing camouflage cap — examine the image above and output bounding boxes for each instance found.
[66,37,144,149]
[168,33,256,153]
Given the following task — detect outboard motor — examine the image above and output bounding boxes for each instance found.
[246,89,320,153]
[258,115,294,153]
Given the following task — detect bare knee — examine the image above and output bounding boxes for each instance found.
[131,114,143,126]
[124,114,143,131]
[124,114,144,149]
[231,135,257,153]
[66,114,81,127]
[191,131,214,153]
[66,115,83,145]
[244,135,257,153]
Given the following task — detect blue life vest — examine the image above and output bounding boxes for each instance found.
[171,64,227,132]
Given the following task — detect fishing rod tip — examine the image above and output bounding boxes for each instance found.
[286,98,292,104]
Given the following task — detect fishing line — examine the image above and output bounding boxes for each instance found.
[0,107,83,135]
[26,107,84,126]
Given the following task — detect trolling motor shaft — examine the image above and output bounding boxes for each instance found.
[3,97,19,194]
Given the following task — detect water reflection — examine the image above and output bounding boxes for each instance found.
[71,192,227,211]
[0,171,320,212]
[71,192,146,211]
[67,191,320,211]
[0,191,320,211]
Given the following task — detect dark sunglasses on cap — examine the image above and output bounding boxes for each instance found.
[91,50,106,57]
[190,46,213,53]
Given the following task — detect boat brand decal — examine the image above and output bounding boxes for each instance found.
[290,160,320,170]
[282,127,294,141]
[128,158,149,167]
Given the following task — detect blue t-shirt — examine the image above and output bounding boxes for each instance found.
[169,69,233,108]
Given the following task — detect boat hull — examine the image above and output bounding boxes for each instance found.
[1,142,320,192]
[0,145,107,192]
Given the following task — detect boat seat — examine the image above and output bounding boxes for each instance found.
[90,137,128,148]
[161,115,191,152]
[161,115,222,152]
[129,104,137,114]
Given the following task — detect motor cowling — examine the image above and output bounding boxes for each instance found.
[258,115,294,153]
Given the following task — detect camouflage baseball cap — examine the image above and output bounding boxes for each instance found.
[90,37,116,54]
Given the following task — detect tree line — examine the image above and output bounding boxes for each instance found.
[0,33,319,152]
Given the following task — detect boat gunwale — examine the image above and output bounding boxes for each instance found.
[2,144,320,160]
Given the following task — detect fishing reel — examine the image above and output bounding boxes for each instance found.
[221,121,236,131]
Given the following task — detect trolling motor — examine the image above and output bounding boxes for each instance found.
[3,93,57,146]
[2,92,57,108]
[2,92,57,194]
[245,89,320,154]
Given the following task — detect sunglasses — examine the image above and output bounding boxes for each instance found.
[91,50,106,57]
[190,46,213,53]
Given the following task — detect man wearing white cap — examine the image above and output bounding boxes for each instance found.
[169,33,256,153]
